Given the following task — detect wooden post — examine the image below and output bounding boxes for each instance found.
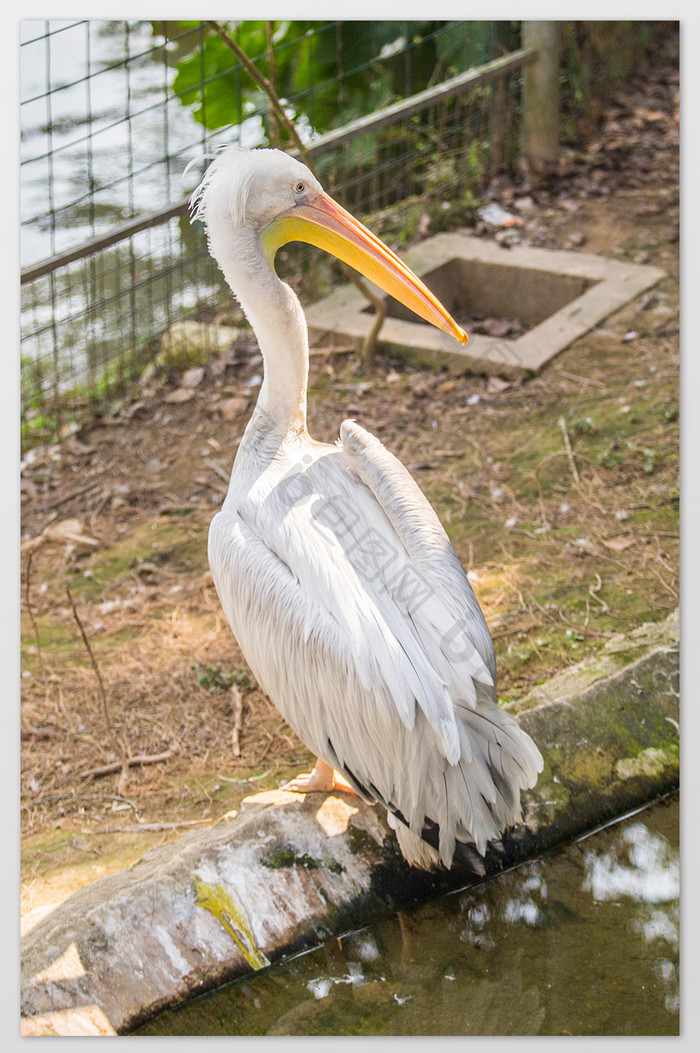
[489,73,510,177]
[521,21,560,172]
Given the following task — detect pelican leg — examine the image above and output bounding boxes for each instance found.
[282,758,358,795]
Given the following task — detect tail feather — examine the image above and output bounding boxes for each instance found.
[393,702,542,869]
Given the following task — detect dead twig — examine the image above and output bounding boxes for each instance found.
[555,606,612,639]
[21,790,140,814]
[255,729,275,764]
[78,750,176,780]
[66,584,130,793]
[558,370,606,389]
[230,684,244,758]
[532,469,551,530]
[265,21,281,148]
[583,595,591,628]
[24,552,52,708]
[588,572,611,613]
[647,564,679,601]
[43,480,100,513]
[21,725,58,740]
[558,416,580,484]
[530,596,612,639]
[108,820,211,833]
[207,460,231,485]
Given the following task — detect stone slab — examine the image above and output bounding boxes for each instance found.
[305,233,665,379]
[20,611,678,1035]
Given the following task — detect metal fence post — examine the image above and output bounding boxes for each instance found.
[521,21,560,172]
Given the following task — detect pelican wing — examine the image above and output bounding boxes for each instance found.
[209,502,455,816]
[210,451,464,768]
[209,435,542,866]
[339,420,496,692]
[336,422,543,857]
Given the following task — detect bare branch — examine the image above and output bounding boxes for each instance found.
[208,21,304,154]
[207,20,386,361]
[265,22,281,148]
[558,415,580,484]
[109,820,211,833]
[24,552,51,705]
[230,684,244,758]
[78,750,175,780]
[65,585,129,788]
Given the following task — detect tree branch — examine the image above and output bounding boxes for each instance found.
[265,21,281,148]
[66,585,130,791]
[207,20,386,361]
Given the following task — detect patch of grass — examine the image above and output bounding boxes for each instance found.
[193,664,258,693]
[61,517,210,604]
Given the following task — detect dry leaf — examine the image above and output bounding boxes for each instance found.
[480,317,511,338]
[62,435,95,457]
[417,213,431,238]
[410,380,430,399]
[635,108,665,123]
[602,535,635,552]
[478,203,522,228]
[219,396,248,420]
[180,366,205,389]
[22,517,99,554]
[164,388,195,404]
[487,376,512,393]
[569,537,596,555]
[45,518,99,546]
[435,378,458,394]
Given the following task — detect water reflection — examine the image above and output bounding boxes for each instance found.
[136,796,679,1037]
[583,821,679,903]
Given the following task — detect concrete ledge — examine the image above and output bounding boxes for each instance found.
[306,233,665,378]
[21,611,678,1035]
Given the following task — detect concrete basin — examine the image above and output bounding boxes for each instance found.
[305,233,664,379]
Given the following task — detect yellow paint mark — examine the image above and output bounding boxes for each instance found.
[315,795,359,837]
[195,881,270,971]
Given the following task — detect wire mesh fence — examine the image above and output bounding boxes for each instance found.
[20,19,530,449]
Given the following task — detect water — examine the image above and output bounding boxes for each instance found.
[20,20,255,268]
[135,796,679,1036]
[19,22,249,397]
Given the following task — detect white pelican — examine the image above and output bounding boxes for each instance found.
[192,147,542,869]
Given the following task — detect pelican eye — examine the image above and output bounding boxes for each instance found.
[294,181,306,195]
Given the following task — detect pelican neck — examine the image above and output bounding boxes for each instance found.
[219,229,310,436]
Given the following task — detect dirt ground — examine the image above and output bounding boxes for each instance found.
[20,41,679,916]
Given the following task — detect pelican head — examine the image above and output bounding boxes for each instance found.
[192,147,468,345]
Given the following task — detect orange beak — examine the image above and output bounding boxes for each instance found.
[261,192,467,345]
